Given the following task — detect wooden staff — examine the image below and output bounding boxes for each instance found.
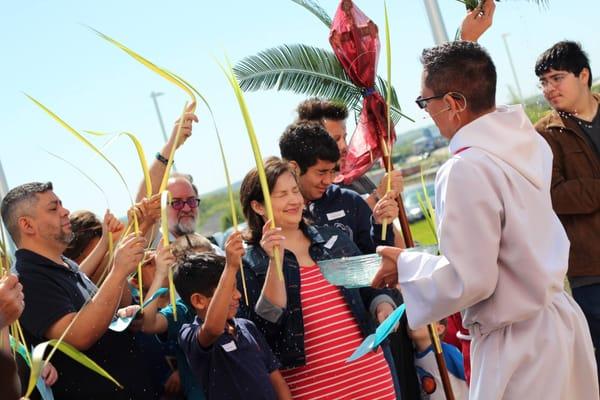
[382,152,455,400]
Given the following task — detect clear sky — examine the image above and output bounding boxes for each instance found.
[1,0,598,219]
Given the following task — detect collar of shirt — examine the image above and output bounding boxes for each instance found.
[15,248,79,274]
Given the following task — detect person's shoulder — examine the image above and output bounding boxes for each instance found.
[534,109,564,137]
[309,225,361,257]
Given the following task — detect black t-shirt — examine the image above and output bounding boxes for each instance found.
[570,105,600,158]
[15,249,157,400]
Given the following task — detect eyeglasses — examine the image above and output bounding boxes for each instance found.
[537,73,570,90]
[170,197,201,210]
[415,94,446,109]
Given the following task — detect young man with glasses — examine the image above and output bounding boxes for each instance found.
[534,41,600,387]
[372,39,598,399]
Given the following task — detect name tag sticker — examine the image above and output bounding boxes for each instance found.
[324,235,338,249]
[222,341,238,352]
[326,210,346,221]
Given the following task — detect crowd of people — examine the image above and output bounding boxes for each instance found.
[1,1,599,399]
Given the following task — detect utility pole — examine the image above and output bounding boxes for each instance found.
[502,33,525,105]
[150,91,169,143]
[423,0,449,45]
[0,159,15,255]
[150,91,176,171]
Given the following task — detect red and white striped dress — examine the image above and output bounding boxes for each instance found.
[280,264,396,400]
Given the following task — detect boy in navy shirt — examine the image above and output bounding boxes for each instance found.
[176,231,291,400]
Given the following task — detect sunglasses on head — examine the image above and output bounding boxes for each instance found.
[170,197,201,211]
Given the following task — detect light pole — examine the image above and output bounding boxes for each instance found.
[423,0,449,45]
[150,91,169,143]
[0,158,15,255]
[502,33,525,105]
[150,91,177,172]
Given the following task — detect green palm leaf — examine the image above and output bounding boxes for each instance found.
[290,0,332,27]
[234,44,412,123]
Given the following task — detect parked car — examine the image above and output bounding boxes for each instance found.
[402,182,435,223]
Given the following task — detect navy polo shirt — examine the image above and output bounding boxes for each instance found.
[15,249,157,400]
[179,317,280,400]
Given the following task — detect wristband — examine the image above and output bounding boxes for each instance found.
[371,189,381,202]
[156,152,169,166]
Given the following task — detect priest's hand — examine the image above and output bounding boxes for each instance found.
[371,246,403,289]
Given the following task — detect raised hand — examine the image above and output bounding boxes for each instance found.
[373,191,400,225]
[225,230,245,270]
[113,234,147,278]
[259,220,285,261]
[0,274,24,328]
[460,0,496,42]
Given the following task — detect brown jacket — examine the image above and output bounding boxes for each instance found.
[535,93,600,277]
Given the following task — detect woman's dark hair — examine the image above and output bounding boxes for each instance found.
[240,157,304,244]
[64,210,102,261]
[535,41,592,88]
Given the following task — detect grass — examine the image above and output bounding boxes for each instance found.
[409,219,438,246]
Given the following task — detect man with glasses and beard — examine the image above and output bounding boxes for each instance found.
[534,41,600,389]
[2,182,157,399]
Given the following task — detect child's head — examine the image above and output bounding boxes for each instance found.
[173,252,241,319]
[171,233,214,260]
[408,319,447,350]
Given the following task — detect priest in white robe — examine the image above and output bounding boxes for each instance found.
[372,40,598,399]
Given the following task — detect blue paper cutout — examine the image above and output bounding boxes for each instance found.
[109,287,169,332]
[346,304,405,363]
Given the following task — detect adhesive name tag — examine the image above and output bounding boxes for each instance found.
[324,235,338,249]
[326,210,346,221]
[222,340,238,352]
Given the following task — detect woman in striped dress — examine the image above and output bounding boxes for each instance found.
[238,157,400,400]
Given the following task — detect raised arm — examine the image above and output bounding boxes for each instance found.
[78,210,123,283]
[135,102,198,202]
[460,0,495,42]
[197,231,245,348]
[45,233,146,350]
[141,246,174,334]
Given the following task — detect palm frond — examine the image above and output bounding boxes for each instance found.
[234,44,412,123]
[290,0,332,28]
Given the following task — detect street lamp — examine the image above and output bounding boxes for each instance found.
[502,33,525,105]
[150,91,169,143]
[423,0,449,45]
[0,158,16,255]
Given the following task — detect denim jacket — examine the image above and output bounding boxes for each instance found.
[238,224,397,369]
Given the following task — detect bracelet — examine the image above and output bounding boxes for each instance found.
[156,152,169,166]
[371,189,381,202]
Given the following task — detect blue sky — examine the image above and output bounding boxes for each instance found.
[1,0,598,219]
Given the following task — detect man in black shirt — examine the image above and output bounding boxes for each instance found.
[1,182,157,399]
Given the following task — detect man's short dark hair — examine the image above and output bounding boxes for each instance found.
[1,182,53,245]
[421,41,496,114]
[279,121,340,174]
[535,41,592,88]
[173,252,225,308]
[296,98,348,121]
